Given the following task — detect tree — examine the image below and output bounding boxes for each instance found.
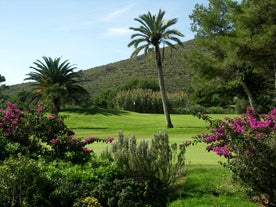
[188,0,276,113]
[25,56,88,114]
[128,9,184,128]
[0,74,8,108]
[233,0,276,109]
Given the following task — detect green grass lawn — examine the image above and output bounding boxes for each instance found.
[62,108,231,165]
[61,108,257,206]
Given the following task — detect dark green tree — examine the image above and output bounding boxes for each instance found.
[188,0,276,113]
[0,74,8,108]
[233,0,276,109]
[128,9,184,128]
[25,57,88,114]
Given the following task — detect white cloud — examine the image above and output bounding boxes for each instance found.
[104,27,131,36]
[100,3,135,22]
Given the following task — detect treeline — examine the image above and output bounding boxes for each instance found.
[91,78,231,114]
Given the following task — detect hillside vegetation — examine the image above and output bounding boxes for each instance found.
[5,40,195,99]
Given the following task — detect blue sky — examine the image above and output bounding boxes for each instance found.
[0,0,208,85]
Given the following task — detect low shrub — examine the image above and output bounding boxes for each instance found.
[205,106,225,114]
[45,161,98,207]
[93,177,145,207]
[0,102,108,163]
[0,154,52,207]
[43,157,121,207]
[73,197,103,207]
[195,108,276,207]
[101,131,187,206]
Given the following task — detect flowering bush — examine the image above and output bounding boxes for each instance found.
[195,108,276,206]
[0,102,114,163]
[50,135,113,163]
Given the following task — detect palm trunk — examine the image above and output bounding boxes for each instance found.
[155,45,173,128]
[51,98,60,115]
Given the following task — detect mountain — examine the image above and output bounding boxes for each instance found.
[4,40,195,99]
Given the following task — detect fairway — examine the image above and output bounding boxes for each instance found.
[62,108,234,165]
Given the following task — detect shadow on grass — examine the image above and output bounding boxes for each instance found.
[62,107,129,116]
[169,165,257,207]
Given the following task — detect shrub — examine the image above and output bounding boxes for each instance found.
[205,106,225,114]
[45,161,98,207]
[73,197,103,207]
[101,131,186,206]
[195,108,276,207]
[93,178,145,207]
[0,102,108,162]
[115,89,164,113]
[0,154,52,207]
[44,158,122,207]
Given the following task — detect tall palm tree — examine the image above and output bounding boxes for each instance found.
[128,9,184,128]
[25,56,88,114]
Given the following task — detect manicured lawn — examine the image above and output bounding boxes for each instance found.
[169,165,258,207]
[61,108,257,206]
[62,108,232,165]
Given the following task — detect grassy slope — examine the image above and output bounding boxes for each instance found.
[62,108,257,206]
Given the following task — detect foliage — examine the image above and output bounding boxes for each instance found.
[0,102,107,162]
[91,78,159,109]
[0,74,9,108]
[44,161,100,207]
[93,177,146,207]
[115,88,164,113]
[25,56,89,114]
[128,9,184,127]
[0,154,52,207]
[4,42,193,113]
[195,108,276,206]
[101,131,187,206]
[73,197,103,207]
[119,78,159,92]
[43,157,148,207]
[188,0,276,113]
[92,78,189,113]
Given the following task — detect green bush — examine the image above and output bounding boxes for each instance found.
[0,102,105,163]
[0,155,52,207]
[101,131,187,206]
[115,88,164,113]
[43,157,121,207]
[73,197,103,207]
[205,106,225,114]
[44,161,98,207]
[195,108,276,206]
[93,178,145,207]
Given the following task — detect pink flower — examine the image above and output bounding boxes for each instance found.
[48,114,55,119]
[84,137,96,143]
[106,137,114,143]
[50,138,59,143]
[83,147,92,153]
[37,105,43,113]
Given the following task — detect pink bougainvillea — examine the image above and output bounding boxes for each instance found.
[195,108,276,158]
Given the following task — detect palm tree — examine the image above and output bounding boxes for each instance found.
[25,56,88,114]
[128,9,184,128]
